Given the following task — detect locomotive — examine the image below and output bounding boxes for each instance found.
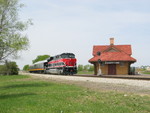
[29,53,77,75]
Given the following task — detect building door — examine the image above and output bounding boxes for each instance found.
[108,64,116,75]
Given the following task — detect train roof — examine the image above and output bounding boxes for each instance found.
[32,60,47,65]
[49,53,75,58]
[61,53,75,55]
[56,53,75,57]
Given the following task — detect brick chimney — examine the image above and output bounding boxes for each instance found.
[110,38,114,45]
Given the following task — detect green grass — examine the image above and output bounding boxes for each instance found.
[142,71,150,75]
[0,75,150,113]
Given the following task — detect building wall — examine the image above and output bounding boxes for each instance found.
[94,62,130,75]
[116,62,129,75]
[101,64,108,75]
[94,63,108,75]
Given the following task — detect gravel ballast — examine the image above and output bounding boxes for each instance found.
[23,73,150,95]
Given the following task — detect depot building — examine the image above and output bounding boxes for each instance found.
[89,38,136,75]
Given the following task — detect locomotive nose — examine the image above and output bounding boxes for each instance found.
[66,59,75,66]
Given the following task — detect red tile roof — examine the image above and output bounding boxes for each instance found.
[89,45,136,62]
[93,45,132,56]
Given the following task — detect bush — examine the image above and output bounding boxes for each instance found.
[0,61,19,75]
[0,65,6,75]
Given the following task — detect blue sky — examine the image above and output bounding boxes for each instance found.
[16,0,150,68]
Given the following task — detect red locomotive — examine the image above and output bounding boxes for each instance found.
[29,53,77,75]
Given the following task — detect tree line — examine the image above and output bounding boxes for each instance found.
[78,64,94,72]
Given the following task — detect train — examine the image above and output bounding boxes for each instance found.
[29,53,77,75]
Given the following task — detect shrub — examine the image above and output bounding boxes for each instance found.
[0,61,19,75]
[0,65,6,75]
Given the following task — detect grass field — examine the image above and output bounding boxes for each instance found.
[0,75,150,113]
[77,71,94,75]
[142,71,150,75]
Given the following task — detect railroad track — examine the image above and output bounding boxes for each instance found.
[70,74,150,81]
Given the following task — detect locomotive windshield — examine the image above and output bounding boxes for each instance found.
[61,53,75,58]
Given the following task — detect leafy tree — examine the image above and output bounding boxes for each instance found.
[0,0,32,62]
[78,64,94,72]
[83,65,94,71]
[88,65,94,71]
[23,64,29,71]
[78,64,84,71]
[32,55,50,64]
[84,65,89,71]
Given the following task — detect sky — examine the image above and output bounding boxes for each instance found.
[16,0,150,69]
